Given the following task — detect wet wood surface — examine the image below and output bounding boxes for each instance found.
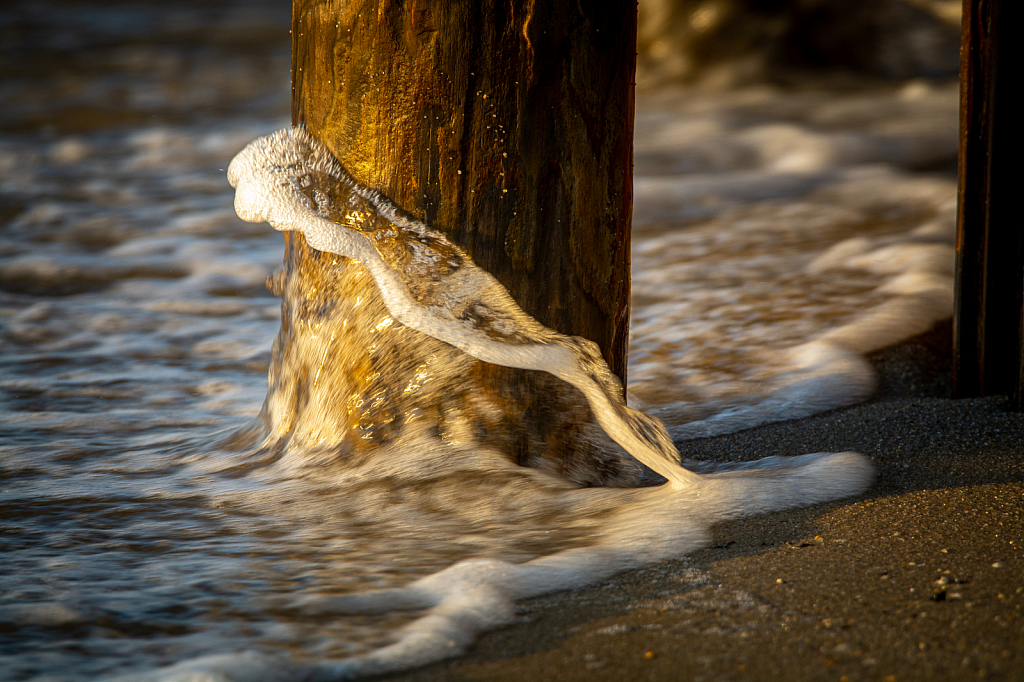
[954,0,1024,409]
[257,0,644,484]
[291,0,635,373]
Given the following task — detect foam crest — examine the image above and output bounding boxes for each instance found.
[161,126,883,681]
[131,448,871,682]
[2,44,962,678]
[227,127,698,488]
[627,166,956,439]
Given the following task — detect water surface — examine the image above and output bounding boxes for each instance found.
[0,3,957,679]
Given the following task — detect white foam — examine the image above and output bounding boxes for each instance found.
[227,127,700,489]
[129,447,870,682]
[627,160,956,439]
[2,55,961,678]
[149,126,882,681]
[666,341,878,440]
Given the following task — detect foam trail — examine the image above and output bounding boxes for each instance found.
[131,452,870,682]
[226,125,875,498]
[159,127,881,682]
[228,127,698,488]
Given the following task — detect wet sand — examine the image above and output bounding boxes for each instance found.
[388,320,1023,682]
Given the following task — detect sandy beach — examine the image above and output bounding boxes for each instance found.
[389,320,1023,682]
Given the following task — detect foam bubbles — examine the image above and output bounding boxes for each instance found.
[1,47,958,678]
[148,125,880,681]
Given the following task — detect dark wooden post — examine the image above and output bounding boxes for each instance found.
[954,0,1024,409]
[257,0,640,484]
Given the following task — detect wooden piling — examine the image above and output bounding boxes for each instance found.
[256,0,642,484]
[954,0,1024,409]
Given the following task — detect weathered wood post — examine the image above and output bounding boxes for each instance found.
[258,0,640,483]
[954,0,1024,410]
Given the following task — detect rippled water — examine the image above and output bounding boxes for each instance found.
[0,3,958,680]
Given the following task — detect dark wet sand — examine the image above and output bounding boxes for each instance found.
[390,320,1024,682]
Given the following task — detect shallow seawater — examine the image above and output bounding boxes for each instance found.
[0,3,957,680]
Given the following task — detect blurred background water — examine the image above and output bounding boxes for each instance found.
[0,1,961,679]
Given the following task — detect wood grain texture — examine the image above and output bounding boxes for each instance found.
[954,0,1024,409]
[255,0,644,484]
[291,0,635,373]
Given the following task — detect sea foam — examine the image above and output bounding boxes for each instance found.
[119,127,881,681]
